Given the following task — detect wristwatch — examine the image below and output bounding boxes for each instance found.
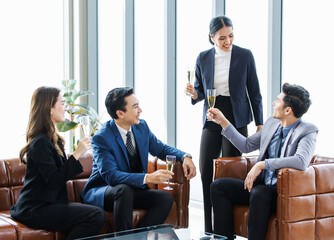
[182,153,192,161]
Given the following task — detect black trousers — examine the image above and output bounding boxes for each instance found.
[104,184,173,232]
[26,202,106,240]
[200,96,248,233]
[210,178,277,240]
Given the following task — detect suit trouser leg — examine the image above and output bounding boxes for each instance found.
[248,184,277,240]
[30,202,106,240]
[104,184,173,231]
[199,124,247,233]
[133,187,173,228]
[210,178,250,240]
[211,178,277,240]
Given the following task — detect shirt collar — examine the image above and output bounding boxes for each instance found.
[115,121,131,136]
[214,45,232,56]
[281,118,301,137]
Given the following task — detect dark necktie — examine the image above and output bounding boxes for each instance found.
[126,131,136,157]
[274,128,284,158]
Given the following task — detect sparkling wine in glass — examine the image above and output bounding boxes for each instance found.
[186,70,195,97]
[164,155,176,190]
[79,115,90,137]
[207,89,216,121]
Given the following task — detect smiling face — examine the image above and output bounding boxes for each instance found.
[116,94,142,130]
[210,26,234,52]
[50,93,66,124]
[272,92,290,119]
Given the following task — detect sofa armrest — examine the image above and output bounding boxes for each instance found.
[214,157,248,180]
[156,159,189,228]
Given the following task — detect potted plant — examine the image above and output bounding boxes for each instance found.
[56,79,101,152]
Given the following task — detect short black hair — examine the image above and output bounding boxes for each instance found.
[282,83,311,118]
[209,15,233,45]
[105,87,134,119]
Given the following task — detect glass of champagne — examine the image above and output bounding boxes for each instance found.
[163,155,176,190]
[79,115,90,137]
[186,69,195,97]
[207,89,216,121]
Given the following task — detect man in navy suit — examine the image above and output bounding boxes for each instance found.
[81,87,196,231]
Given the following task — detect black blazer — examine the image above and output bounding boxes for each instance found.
[192,45,263,128]
[10,135,82,222]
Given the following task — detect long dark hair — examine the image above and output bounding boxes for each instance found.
[19,86,65,163]
[209,15,234,45]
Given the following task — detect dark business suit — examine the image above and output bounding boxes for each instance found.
[81,119,186,231]
[192,45,263,232]
[10,135,105,240]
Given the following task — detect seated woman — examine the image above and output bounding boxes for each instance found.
[10,86,106,240]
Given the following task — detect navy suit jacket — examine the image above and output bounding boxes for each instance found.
[192,45,263,128]
[81,119,186,208]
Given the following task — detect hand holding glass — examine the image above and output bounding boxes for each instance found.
[186,70,195,97]
[164,155,176,190]
[207,89,216,121]
[79,115,90,137]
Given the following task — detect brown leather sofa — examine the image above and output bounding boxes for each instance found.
[0,153,189,240]
[214,155,334,240]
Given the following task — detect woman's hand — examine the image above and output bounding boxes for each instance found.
[184,84,198,100]
[72,137,91,160]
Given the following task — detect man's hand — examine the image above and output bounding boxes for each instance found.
[207,108,230,130]
[182,157,196,180]
[244,161,265,192]
[146,169,173,184]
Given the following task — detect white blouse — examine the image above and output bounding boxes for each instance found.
[213,45,232,96]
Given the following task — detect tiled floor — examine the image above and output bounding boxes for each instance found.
[188,200,247,240]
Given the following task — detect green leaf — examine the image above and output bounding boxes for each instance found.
[63,92,72,103]
[62,79,77,88]
[56,119,78,132]
[72,90,92,103]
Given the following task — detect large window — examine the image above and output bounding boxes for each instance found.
[135,0,166,142]
[282,0,334,156]
[0,1,63,158]
[97,0,125,123]
[176,0,212,202]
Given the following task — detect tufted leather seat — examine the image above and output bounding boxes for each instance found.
[0,153,189,239]
[213,155,334,240]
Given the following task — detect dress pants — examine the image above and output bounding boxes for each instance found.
[210,177,277,240]
[104,184,173,231]
[199,96,248,233]
[25,202,106,240]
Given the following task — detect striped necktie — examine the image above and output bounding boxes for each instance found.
[126,131,136,157]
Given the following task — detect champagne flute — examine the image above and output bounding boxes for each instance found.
[163,155,176,190]
[79,115,90,137]
[186,69,195,97]
[207,89,216,121]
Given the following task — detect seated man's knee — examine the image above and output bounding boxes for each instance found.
[161,191,173,208]
[249,186,270,204]
[210,178,229,196]
[115,184,134,200]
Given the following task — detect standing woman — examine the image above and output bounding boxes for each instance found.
[185,16,263,232]
[10,87,106,240]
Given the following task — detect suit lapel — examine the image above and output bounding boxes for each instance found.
[110,121,131,169]
[258,120,280,161]
[281,120,301,156]
[204,48,215,90]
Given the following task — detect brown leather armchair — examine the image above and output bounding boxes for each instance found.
[0,153,189,239]
[213,155,334,240]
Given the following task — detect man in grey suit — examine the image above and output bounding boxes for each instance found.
[207,83,318,240]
